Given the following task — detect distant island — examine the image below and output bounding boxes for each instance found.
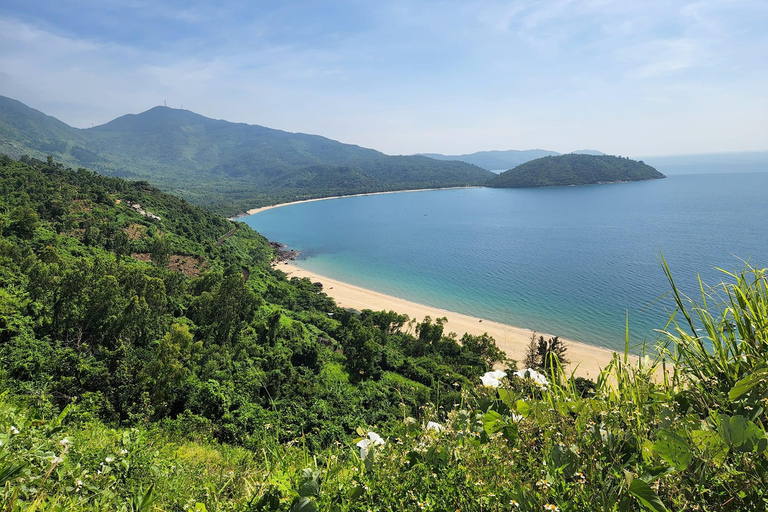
[489,154,665,188]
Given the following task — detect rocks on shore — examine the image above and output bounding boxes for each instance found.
[269,241,299,263]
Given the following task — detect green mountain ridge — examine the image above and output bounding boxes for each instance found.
[0,96,494,215]
[489,153,665,188]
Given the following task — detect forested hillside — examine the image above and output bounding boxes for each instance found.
[490,154,665,188]
[0,154,503,443]
[0,96,494,216]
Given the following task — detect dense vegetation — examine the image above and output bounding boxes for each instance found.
[0,96,494,216]
[489,154,665,188]
[0,154,509,449]
[2,154,766,511]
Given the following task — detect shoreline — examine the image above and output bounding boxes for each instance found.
[229,186,479,219]
[278,262,622,379]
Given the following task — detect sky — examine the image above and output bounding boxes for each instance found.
[0,0,766,156]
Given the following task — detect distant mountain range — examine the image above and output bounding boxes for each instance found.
[419,149,606,171]
[0,96,494,215]
[489,154,664,188]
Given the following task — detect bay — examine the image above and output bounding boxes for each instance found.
[243,172,768,352]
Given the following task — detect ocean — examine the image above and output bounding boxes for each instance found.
[242,172,768,352]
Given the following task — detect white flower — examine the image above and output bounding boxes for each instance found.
[426,421,445,432]
[51,455,64,465]
[75,479,83,487]
[59,438,70,446]
[104,457,114,463]
[480,370,507,388]
[356,431,385,459]
[511,413,524,423]
[513,368,549,389]
[10,426,19,435]
[120,449,128,455]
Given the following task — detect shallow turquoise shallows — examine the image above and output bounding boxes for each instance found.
[243,172,768,352]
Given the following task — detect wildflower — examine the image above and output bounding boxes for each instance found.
[104,457,114,463]
[10,426,19,435]
[51,455,64,465]
[120,449,128,455]
[513,368,549,389]
[510,499,520,508]
[544,505,560,511]
[511,413,524,422]
[59,438,70,446]
[536,479,551,489]
[426,421,445,433]
[356,431,385,459]
[75,479,83,487]
[480,370,507,388]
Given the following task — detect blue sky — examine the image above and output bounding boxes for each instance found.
[1,0,766,156]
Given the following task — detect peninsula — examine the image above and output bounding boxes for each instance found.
[489,153,665,188]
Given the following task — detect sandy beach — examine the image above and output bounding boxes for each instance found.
[279,262,622,379]
[230,186,478,219]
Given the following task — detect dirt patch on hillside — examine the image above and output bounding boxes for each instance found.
[124,223,148,240]
[130,253,207,277]
[131,252,152,262]
[169,255,208,277]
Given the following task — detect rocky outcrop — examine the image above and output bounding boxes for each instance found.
[269,241,299,262]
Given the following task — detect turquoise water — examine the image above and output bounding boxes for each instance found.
[243,173,768,352]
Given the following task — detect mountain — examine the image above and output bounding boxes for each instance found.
[0,96,86,158]
[0,96,494,215]
[489,154,665,188]
[420,149,561,171]
[571,149,606,156]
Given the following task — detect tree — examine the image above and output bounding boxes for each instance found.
[537,335,569,372]
[461,332,505,368]
[524,332,540,369]
[146,323,200,416]
[149,236,171,267]
[6,205,39,239]
[523,332,569,371]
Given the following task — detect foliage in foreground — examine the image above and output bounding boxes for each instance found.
[2,262,768,511]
